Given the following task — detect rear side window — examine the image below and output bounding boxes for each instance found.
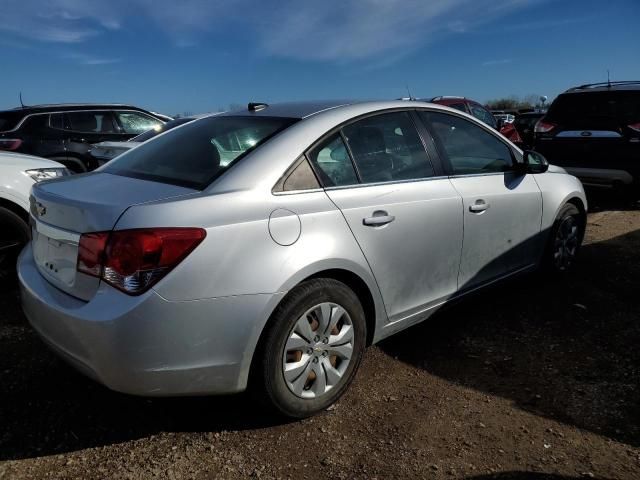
[343,111,434,183]
[547,91,640,125]
[308,134,359,187]
[0,112,22,132]
[67,111,117,133]
[103,116,297,189]
[421,111,513,175]
[115,111,163,134]
[448,103,468,113]
[49,113,67,130]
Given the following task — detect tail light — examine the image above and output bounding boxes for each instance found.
[629,123,640,133]
[77,228,206,295]
[0,139,23,151]
[534,119,557,134]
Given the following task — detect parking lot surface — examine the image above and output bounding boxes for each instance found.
[1,203,639,480]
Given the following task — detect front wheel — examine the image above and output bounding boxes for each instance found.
[254,278,367,418]
[543,203,584,273]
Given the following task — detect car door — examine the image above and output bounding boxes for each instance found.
[308,111,463,324]
[417,110,542,292]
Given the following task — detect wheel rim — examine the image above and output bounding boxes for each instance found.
[282,302,354,399]
[553,215,579,270]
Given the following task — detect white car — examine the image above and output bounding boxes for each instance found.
[0,152,69,277]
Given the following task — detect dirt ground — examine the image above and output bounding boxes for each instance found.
[1,196,639,480]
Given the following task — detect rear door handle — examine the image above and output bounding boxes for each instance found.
[469,201,490,213]
[363,211,395,227]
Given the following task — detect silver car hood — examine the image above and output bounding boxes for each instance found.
[547,164,568,174]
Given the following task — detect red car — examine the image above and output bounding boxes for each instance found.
[430,96,522,144]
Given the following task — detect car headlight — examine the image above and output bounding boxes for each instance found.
[24,167,71,182]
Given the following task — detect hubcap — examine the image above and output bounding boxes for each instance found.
[282,302,354,399]
[553,215,579,270]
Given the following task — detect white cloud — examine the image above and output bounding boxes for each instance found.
[482,59,512,66]
[0,0,545,61]
[63,52,121,66]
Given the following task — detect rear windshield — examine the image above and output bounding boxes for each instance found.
[546,91,640,125]
[130,117,194,142]
[103,115,297,189]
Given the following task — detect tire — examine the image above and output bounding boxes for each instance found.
[254,278,367,418]
[0,206,30,282]
[542,203,584,274]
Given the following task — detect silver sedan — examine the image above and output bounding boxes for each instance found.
[18,100,587,417]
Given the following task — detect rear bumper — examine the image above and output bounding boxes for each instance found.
[18,244,283,396]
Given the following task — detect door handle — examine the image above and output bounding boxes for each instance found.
[469,200,490,213]
[363,211,395,227]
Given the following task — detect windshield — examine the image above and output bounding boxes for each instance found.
[131,117,195,142]
[103,115,298,189]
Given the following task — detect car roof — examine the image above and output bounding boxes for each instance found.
[564,81,640,94]
[220,100,358,119]
[1,103,153,115]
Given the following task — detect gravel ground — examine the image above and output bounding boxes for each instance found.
[1,198,639,480]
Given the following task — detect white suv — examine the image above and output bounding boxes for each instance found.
[0,152,68,278]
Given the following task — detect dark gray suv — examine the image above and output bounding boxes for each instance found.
[0,104,166,172]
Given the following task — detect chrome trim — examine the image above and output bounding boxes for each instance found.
[34,218,80,245]
[323,175,450,191]
[556,130,622,138]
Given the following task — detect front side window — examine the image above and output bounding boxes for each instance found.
[67,111,117,133]
[343,111,434,183]
[115,111,162,135]
[308,134,359,187]
[420,111,513,175]
[103,115,297,189]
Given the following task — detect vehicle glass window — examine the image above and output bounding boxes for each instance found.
[131,117,194,142]
[49,113,66,130]
[103,116,297,189]
[448,103,467,113]
[420,111,513,175]
[115,111,163,134]
[469,104,497,128]
[67,111,117,133]
[0,113,21,131]
[342,111,434,183]
[282,157,320,191]
[546,91,640,126]
[308,134,358,187]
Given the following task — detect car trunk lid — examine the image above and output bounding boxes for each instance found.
[30,172,197,300]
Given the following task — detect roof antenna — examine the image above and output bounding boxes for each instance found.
[607,69,611,88]
[405,84,415,101]
[19,91,25,108]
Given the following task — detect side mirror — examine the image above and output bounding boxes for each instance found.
[517,150,549,174]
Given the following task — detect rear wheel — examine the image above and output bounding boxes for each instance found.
[254,279,366,418]
[0,207,30,282]
[543,203,584,273]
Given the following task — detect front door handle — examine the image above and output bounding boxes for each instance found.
[469,200,490,213]
[363,210,395,227]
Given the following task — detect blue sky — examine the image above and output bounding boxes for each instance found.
[1,0,639,115]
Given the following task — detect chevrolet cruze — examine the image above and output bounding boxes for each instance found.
[18,100,587,417]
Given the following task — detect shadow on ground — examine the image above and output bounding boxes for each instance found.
[380,226,640,448]
[0,200,637,461]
